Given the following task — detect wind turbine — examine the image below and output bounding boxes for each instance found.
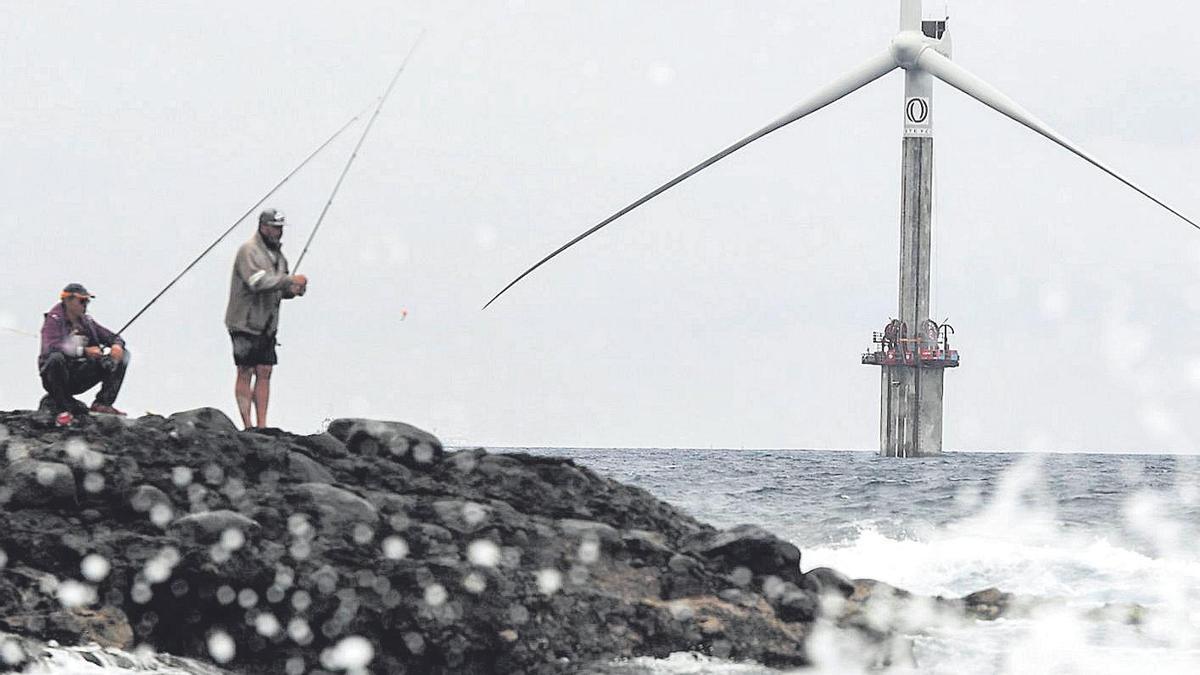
[485,0,1197,457]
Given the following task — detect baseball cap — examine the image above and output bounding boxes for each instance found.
[61,283,95,299]
[259,209,287,227]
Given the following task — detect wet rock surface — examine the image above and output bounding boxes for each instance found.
[0,408,1039,674]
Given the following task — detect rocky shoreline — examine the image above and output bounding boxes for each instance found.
[0,409,1125,674]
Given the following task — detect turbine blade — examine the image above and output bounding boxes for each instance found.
[485,50,899,309]
[917,48,1198,231]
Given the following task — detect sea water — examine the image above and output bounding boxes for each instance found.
[13,449,1200,674]
[505,448,1200,675]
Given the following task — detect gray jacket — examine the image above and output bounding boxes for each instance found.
[225,233,294,335]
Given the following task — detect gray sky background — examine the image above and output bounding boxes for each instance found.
[2,1,1198,452]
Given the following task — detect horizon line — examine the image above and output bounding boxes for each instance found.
[446,445,1192,456]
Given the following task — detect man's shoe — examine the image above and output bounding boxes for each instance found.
[55,412,74,427]
[89,403,126,416]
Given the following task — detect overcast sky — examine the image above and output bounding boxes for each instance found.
[2,1,1198,452]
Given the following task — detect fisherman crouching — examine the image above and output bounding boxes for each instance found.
[38,283,130,426]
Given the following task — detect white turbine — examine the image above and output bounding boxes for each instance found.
[486,0,1195,309]
[484,0,1195,456]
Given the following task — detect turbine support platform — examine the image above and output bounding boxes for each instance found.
[863,319,960,458]
[861,318,959,368]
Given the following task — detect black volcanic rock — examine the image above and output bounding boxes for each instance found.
[683,524,803,583]
[2,458,77,507]
[0,409,820,673]
[326,418,443,468]
[801,566,856,598]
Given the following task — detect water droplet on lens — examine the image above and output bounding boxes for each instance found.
[382,536,409,560]
[424,584,448,606]
[207,630,235,664]
[536,569,562,595]
[467,540,500,567]
[80,554,110,581]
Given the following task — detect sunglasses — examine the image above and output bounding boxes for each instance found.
[61,293,91,304]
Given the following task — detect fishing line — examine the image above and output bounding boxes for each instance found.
[116,102,376,336]
[1,326,37,339]
[294,31,425,272]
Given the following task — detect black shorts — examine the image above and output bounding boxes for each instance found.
[230,331,278,367]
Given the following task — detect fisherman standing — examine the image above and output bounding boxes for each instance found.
[39,283,130,426]
[225,208,308,429]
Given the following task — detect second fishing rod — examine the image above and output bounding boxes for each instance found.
[120,33,424,334]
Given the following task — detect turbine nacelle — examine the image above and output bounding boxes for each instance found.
[892,21,951,70]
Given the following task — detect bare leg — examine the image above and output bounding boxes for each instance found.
[253,365,273,428]
[235,366,254,430]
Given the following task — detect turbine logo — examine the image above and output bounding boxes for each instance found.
[905,97,930,125]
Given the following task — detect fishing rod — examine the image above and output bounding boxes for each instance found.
[294,31,425,272]
[115,102,376,336]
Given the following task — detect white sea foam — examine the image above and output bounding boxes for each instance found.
[16,643,227,674]
[790,457,1200,673]
[802,525,1200,603]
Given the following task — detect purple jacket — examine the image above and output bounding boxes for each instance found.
[39,302,125,370]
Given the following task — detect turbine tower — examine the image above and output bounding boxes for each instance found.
[486,0,1196,457]
[866,5,952,457]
